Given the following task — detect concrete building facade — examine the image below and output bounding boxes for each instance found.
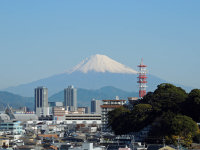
[0,121,24,135]
[101,99,126,132]
[64,85,77,112]
[53,107,66,116]
[91,99,102,114]
[48,102,63,115]
[64,114,101,125]
[35,87,49,117]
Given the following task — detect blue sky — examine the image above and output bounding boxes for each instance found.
[0,0,200,89]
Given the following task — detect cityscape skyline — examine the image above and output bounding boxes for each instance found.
[0,1,200,90]
[0,1,199,149]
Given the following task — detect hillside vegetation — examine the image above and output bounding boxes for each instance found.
[108,83,200,147]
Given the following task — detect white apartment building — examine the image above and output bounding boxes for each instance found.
[101,99,126,132]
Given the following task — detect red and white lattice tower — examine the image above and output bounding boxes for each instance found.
[137,58,147,98]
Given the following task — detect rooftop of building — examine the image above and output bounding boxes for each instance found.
[38,134,59,139]
[14,114,38,121]
[65,114,101,116]
[102,100,126,102]
[101,105,123,108]
[0,114,10,121]
[35,86,47,89]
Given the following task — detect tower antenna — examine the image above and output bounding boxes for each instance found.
[137,58,147,98]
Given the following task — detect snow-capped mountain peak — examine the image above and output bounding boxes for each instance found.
[68,54,137,74]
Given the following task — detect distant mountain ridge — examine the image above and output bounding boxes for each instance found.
[0,91,33,110]
[0,86,138,110]
[49,86,138,106]
[5,54,193,96]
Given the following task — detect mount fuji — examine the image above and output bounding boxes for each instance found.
[5,54,187,97]
[68,54,137,74]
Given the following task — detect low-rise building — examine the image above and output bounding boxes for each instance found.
[77,107,89,114]
[53,107,66,116]
[69,143,105,150]
[65,114,101,125]
[1,105,38,123]
[0,121,24,135]
[49,102,63,115]
[0,136,9,148]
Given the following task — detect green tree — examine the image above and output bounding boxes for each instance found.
[129,104,153,132]
[108,104,153,135]
[107,106,130,135]
[184,89,200,122]
[193,133,200,143]
[107,83,199,145]
[150,113,199,146]
[142,83,187,114]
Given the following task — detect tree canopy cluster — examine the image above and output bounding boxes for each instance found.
[107,83,200,146]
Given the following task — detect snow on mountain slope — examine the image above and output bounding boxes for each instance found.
[68,54,137,74]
